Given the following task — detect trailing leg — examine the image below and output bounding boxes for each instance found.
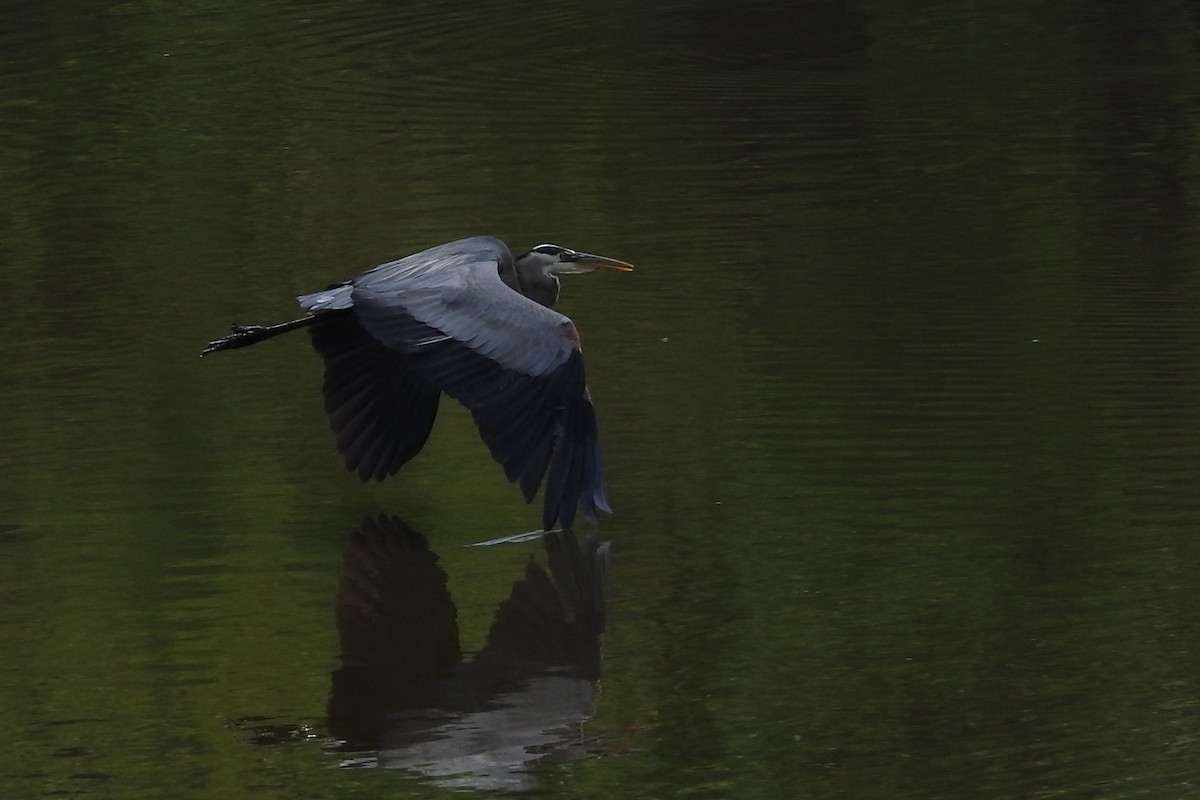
[201,316,317,356]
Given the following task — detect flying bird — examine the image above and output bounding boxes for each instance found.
[202,236,632,531]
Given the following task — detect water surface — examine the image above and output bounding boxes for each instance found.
[3,1,1200,798]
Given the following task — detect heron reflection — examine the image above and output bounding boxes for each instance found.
[327,515,610,790]
[202,237,632,531]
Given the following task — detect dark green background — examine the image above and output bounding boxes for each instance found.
[3,1,1200,797]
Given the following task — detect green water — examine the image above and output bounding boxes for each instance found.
[3,1,1200,797]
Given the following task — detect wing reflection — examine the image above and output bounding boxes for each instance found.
[327,515,611,790]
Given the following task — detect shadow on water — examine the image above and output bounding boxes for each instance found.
[233,516,612,792]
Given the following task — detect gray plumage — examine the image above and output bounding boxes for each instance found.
[203,236,633,531]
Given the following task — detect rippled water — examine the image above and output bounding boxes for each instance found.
[3,1,1200,798]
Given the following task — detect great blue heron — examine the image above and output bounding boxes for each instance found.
[202,236,633,531]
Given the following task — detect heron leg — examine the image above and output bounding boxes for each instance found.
[201,316,316,356]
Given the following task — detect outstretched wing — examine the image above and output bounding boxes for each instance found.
[348,236,610,531]
[306,311,441,482]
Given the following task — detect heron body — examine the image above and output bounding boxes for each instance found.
[203,236,632,531]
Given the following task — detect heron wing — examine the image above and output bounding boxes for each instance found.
[348,238,609,530]
[307,311,441,482]
[351,236,574,376]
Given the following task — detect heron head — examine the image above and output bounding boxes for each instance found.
[519,244,635,277]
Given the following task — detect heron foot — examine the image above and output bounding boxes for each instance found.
[201,317,311,357]
[201,324,260,356]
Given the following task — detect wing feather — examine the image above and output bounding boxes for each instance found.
[352,237,576,378]
[307,312,441,481]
